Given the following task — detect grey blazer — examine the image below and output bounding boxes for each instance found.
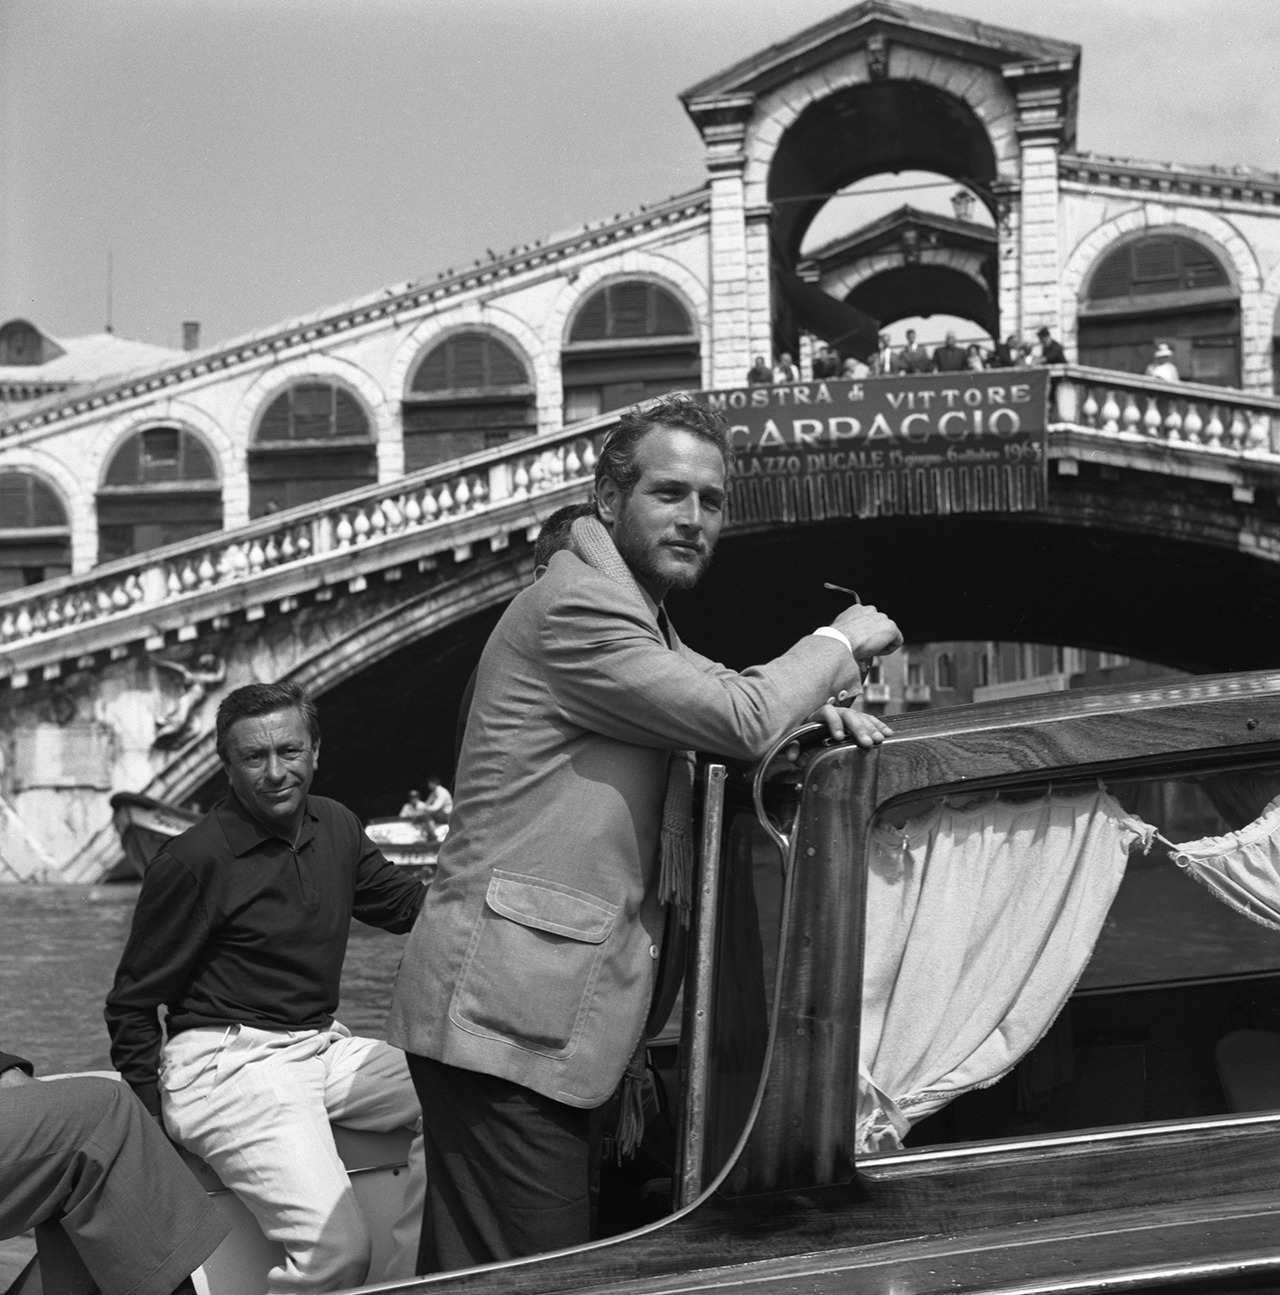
[385,550,860,1107]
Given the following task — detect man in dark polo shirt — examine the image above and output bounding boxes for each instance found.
[105,681,426,1294]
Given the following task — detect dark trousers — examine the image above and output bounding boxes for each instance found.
[0,1075,229,1295]
[406,1054,593,1273]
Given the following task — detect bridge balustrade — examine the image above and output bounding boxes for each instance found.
[2,367,1279,686]
[1051,365,1280,455]
[0,416,614,685]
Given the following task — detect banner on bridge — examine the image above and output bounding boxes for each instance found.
[699,369,1049,524]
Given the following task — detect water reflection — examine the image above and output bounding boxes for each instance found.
[1,885,407,1075]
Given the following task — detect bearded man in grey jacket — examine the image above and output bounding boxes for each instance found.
[387,392,902,1272]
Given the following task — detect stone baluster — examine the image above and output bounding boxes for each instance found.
[15,606,33,637]
[471,473,489,509]
[382,496,405,533]
[1204,406,1224,448]
[564,440,583,478]
[512,458,531,497]
[582,438,599,475]
[263,533,279,566]
[1163,402,1183,442]
[1080,388,1099,428]
[248,539,267,572]
[404,491,423,527]
[367,504,386,540]
[1100,391,1120,433]
[335,514,355,547]
[197,553,216,587]
[352,508,371,544]
[166,566,184,598]
[44,600,61,631]
[454,476,472,513]
[421,487,440,524]
[1227,408,1248,449]
[438,481,455,516]
[1246,414,1270,453]
[0,611,15,640]
[111,581,133,610]
[1120,392,1142,436]
[293,526,311,559]
[1142,396,1162,437]
[1182,402,1204,444]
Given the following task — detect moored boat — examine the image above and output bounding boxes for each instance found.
[107,792,201,879]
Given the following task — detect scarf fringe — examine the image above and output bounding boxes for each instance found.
[614,1038,650,1160]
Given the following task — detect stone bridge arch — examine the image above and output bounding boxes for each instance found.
[681,2,1079,381]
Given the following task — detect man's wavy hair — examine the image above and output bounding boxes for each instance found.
[593,392,734,500]
[216,681,320,761]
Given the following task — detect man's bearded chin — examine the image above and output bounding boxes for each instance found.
[665,547,714,591]
[628,543,714,593]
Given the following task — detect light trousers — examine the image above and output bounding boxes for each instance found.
[161,1024,424,1295]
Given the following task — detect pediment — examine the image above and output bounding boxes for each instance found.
[681,0,1079,106]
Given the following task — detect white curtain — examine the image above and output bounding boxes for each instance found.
[1169,793,1280,932]
[858,788,1150,1153]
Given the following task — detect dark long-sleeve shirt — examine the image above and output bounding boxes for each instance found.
[105,792,425,1114]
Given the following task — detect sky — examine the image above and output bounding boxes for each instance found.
[4,0,1280,351]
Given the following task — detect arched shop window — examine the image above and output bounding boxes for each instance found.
[97,427,223,562]
[1078,234,1239,386]
[0,470,70,591]
[561,280,700,423]
[249,381,376,518]
[402,332,534,471]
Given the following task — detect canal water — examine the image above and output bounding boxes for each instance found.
[1,884,407,1075]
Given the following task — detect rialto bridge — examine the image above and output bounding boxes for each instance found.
[1,364,1279,883]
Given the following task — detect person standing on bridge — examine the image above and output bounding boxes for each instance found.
[106,681,428,1294]
[386,392,902,1272]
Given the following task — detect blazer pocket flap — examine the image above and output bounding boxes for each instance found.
[486,872,615,943]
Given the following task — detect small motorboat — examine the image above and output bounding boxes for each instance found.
[364,816,442,880]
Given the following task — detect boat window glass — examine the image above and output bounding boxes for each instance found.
[863,759,1280,1155]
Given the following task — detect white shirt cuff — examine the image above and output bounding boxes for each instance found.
[811,626,853,655]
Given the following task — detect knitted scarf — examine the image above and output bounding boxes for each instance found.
[569,513,696,1156]
[568,514,696,922]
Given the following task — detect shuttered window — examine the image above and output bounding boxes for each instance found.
[411,333,529,393]
[97,428,223,560]
[0,470,71,589]
[104,428,218,487]
[568,282,693,342]
[0,471,67,529]
[404,333,534,469]
[1087,236,1230,301]
[257,383,371,443]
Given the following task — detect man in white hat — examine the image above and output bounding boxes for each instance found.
[1145,342,1180,382]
